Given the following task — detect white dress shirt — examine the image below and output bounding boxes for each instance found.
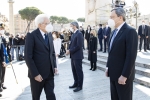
[115,22,125,36]
[39,29,46,39]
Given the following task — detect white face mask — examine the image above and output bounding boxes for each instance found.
[52,34,56,39]
[45,24,53,33]
[108,19,115,28]
[0,30,5,35]
[70,27,74,32]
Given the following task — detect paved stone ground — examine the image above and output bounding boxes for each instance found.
[0,56,150,100]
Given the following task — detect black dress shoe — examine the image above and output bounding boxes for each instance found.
[92,69,96,71]
[139,50,141,52]
[0,94,2,97]
[2,86,7,89]
[69,85,77,88]
[89,68,92,70]
[103,51,106,53]
[73,87,82,92]
[145,50,147,52]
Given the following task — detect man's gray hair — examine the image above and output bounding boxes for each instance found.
[35,14,49,27]
[71,22,79,29]
[112,8,126,21]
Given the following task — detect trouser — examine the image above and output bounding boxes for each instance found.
[71,59,84,88]
[139,36,147,51]
[104,38,109,52]
[90,61,96,69]
[11,47,17,60]
[0,63,2,88]
[0,67,6,88]
[98,38,103,50]
[110,79,133,100]
[30,76,56,100]
[19,46,24,56]
[147,36,150,49]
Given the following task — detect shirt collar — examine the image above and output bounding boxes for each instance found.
[116,22,125,32]
[39,29,46,37]
[74,29,78,33]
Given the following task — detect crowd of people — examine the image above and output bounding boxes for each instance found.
[0,7,149,100]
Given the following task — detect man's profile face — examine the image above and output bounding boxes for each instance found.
[39,18,50,32]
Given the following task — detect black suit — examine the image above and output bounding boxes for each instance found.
[147,26,150,50]
[103,27,111,52]
[25,29,56,100]
[69,30,84,88]
[138,25,149,51]
[107,23,138,100]
[85,30,91,49]
[80,29,85,49]
[98,28,103,50]
[0,37,4,91]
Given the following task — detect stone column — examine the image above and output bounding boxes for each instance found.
[8,0,15,35]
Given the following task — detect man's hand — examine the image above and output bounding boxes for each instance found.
[146,36,149,38]
[2,62,6,67]
[66,50,70,55]
[34,74,43,82]
[93,51,96,53]
[105,68,109,77]
[118,75,127,85]
[104,36,107,39]
[54,68,58,74]
[138,35,141,38]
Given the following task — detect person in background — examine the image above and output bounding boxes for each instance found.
[79,26,85,50]
[52,31,61,75]
[0,23,7,95]
[85,25,91,49]
[18,34,25,60]
[103,22,111,53]
[147,22,150,50]
[98,24,103,52]
[88,30,97,71]
[138,20,149,52]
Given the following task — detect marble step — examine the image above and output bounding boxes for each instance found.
[82,59,150,88]
[84,56,150,77]
[83,52,150,69]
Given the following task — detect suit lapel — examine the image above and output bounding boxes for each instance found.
[48,32,53,54]
[109,23,127,53]
[36,28,49,50]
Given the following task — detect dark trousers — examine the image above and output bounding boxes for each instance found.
[90,61,96,69]
[86,39,89,49]
[0,67,6,88]
[110,80,133,100]
[0,63,2,87]
[98,38,103,50]
[104,38,109,52]
[139,36,147,51]
[30,75,56,100]
[71,59,84,88]
[147,37,150,49]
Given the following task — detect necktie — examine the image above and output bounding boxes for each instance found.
[109,29,118,51]
[142,25,145,34]
[44,34,48,45]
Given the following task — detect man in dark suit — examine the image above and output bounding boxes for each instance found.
[147,22,150,50]
[98,24,103,51]
[0,24,7,92]
[105,8,138,100]
[138,21,149,52]
[66,22,84,92]
[25,14,57,100]
[0,24,7,97]
[103,23,111,53]
[79,26,85,50]
[85,25,91,49]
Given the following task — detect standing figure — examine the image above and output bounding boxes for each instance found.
[25,14,57,100]
[88,30,97,71]
[85,25,91,49]
[79,26,85,50]
[98,24,103,51]
[138,20,149,52]
[66,22,84,92]
[103,23,111,53]
[52,31,61,75]
[105,8,138,100]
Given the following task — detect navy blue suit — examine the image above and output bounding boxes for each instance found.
[98,28,103,50]
[103,27,111,52]
[69,30,84,88]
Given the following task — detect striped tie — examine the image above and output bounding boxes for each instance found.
[109,29,118,51]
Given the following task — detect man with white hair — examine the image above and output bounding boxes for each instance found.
[25,14,57,100]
